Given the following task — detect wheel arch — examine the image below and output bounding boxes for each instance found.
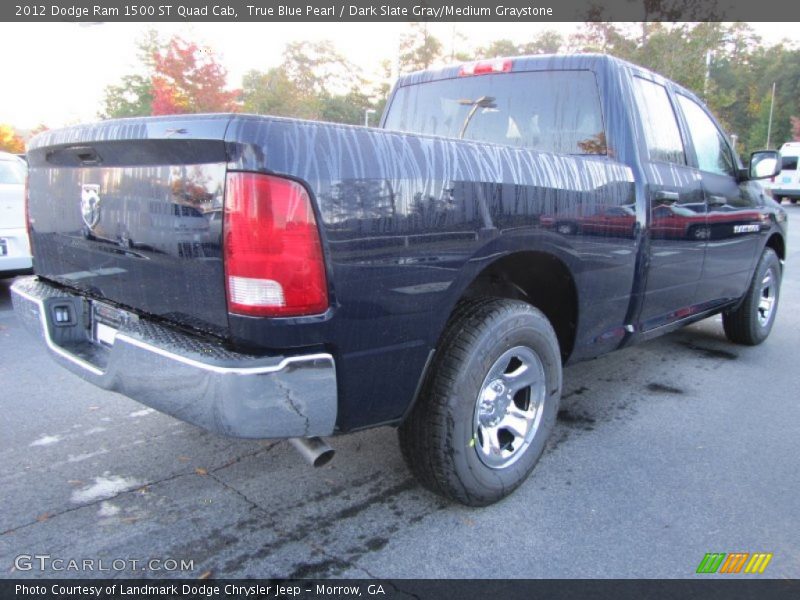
[433,245,580,364]
[765,232,785,262]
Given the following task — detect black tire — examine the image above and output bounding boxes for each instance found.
[398,298,562,506]
[722,248,781,345]
[791,199,798,204]
[688,225,706,241]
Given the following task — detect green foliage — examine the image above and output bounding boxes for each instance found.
[100,74,153,119]
[100,30,239,118]
[94,23,799,149]
[478,30,564,58]
[242,68,306,118]
[399,23,443,72]
[242,40,382,125]
[99,30,162,119]
[566,23,799,154]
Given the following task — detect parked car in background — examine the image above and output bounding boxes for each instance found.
[771,142,800,204]
[0,151,32,275]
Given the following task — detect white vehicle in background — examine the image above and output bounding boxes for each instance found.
[0,151,32,275]
[771,142,800,204]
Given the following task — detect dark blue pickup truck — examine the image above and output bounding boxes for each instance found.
[12,54,787,505]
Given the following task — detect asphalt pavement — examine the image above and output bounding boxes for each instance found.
[1,206,799,579]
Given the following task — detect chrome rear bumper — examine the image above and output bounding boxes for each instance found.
[10,276,337,439]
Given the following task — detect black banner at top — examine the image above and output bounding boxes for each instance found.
[3,0,800,22]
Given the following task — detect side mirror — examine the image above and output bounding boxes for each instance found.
[749,150,781,180]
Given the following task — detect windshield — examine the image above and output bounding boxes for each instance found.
[0,159,26,185]
[384,70,606,155]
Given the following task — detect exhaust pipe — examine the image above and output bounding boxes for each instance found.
[289,437,335,468]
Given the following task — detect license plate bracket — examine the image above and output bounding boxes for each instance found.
[92,301,134,347]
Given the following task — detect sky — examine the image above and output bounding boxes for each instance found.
[1,21,797,130]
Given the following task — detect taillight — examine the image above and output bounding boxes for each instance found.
[223,172,328,317]
[459,59,512,77]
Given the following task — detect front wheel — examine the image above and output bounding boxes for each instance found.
[398,298,562,506]
[722,247,781,345]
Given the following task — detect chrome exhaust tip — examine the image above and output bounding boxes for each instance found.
[289,437,335,468]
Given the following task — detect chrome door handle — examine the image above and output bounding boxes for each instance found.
[654,190,680,203]
[708,195,727,207]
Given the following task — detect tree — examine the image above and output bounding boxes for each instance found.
[319,89,375,125]
[478,39,519,58]
[242,68,307,118]
[568,23,637,57]
[563,22,800,154]
[399,24,443,72]
[100,30,161,118]
[520,30,564,55]
[242,39,380,125]
[151,37,240,115]
[480,31,564,58]
[791,116,800,142]
[282,41,359,97]
[0,124,25,153]
[100,32,239,118]
[101,74,154,119]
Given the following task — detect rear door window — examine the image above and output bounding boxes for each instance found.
[631,77,686,165]
[384,70,606,155]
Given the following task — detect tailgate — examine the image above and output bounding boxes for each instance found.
[26,115,233,335]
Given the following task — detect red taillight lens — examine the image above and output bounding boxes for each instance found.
[459,59,512,77]
[223,172,328,317]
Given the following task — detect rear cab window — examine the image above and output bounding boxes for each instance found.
[781,156,798,171]
[383,70,606,155]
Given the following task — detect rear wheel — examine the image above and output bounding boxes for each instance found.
[722,247,781,345]
[791,199,798,204]
[398,298,562,506]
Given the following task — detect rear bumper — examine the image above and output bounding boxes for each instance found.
[10,276,337,439]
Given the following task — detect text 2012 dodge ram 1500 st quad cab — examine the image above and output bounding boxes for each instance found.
[12,55,787,506]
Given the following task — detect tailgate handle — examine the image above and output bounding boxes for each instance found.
[74,148,101,165]
[46,146,102,166]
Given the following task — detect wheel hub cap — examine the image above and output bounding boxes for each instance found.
[757,267,777,327]
[472,346,546,469]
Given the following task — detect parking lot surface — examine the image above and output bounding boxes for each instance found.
[1,205,799,579]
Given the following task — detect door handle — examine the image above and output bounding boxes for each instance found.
[654,190,680,203]
[708,195,727,207]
